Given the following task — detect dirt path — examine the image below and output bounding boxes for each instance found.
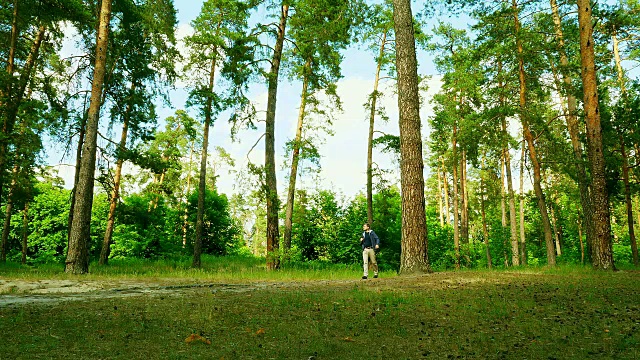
[0,272,499,307]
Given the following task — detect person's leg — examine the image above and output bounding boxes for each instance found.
[362,249,369,278]
[369,249,378,277]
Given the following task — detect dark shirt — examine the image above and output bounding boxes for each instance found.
[363,232,372,248]
[361,230,380,250]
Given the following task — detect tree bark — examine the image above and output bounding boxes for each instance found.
[441,157,450,226]
[193,52,218,268]
[460,151,469,245]
[21,202,28,264]
[512,0,556,266]
[367,32,387,227]
[502,132,519,266]
[65,0,113,274]
[100,83,136,265]
[393,0,431,274]
[621,137,638,266]
[0,24,46,208]
[437,164,444,227]
[264,4,289,271]
[0,165,18,262]
[519,140,527,265]
[452,123,461,269]
[480,156,492,269]
[577,0,614,270]
[549,0,595,252]
[283,60,311,252]
[500,156,508,266]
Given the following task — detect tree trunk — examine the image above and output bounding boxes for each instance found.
[437,164,444,227]
[460,151,469,245]
[264,4,289,271]
[0,24,45,208]
[441,157,450,226]
[283,60,311,252]
[549,193,562,256]
[500,156,508,266]
[480,156,492,269]
[0,165,18,262]
[21,202,28,264]
[393,0,431,274]
[367,32,387,227]
[193,52,218,269]
[519,140,527,265]
[100,83,136,265]
[502,131,519,266]
[577,208,585,264]
[182,143,195,247]
[620,137,638,266]
[549,0,595,252]
[452,123,461,269]
[512,0,556,266]
[65,0,113,274]
[577,0,614,270]
[68,106,87,244]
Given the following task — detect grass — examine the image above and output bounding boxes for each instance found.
[1,260,639,359]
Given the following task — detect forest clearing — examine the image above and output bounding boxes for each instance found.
[1,260,639,359]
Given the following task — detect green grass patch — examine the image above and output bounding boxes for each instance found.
[1,269,639,359]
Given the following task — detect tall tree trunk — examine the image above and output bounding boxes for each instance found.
[549,0,595,251]
[182,143,195,247]
[452,123,461,269]
[283,60,311,252]
[512,0,556,266]
[264,4,289,271]
[441,157,450,226]
[500,156,508,266]
[1,0,19,106]
[99,83,136,265]
[480,156,492,269]
[193,52,218,269]
[577,0,614,270]
[68,107,87,244]
[621,137,638,266]
[460,151,469,245]
[65,0,113,274]
[393,0,431,274]
[503,133,519,266]
[21,202,28,264]
[437,165,444,227]
[0,24,45,208]
[549,193,562,256]
[519,140,527,265]
[577,207,585,264]
[367,32,387,227]
[0,165,18,262]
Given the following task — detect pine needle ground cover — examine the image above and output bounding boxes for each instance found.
[0,267,638,359]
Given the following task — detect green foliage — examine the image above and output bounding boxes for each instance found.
[186,189,242,256]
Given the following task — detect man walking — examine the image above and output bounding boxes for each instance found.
[360,223,380,279]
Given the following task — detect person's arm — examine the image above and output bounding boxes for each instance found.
[372,230,380,249]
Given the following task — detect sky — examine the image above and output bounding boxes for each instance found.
[51,0,448,200]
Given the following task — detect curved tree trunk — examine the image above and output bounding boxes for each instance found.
[264,4,289,271]
[367,32,388,227]
[283,60,311,253]
[193,52,218,268]
[393,0,431,274]
[100,83,136,265]
[577,0,614,270]
[512,0,556,266]
[65,0,113,274]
